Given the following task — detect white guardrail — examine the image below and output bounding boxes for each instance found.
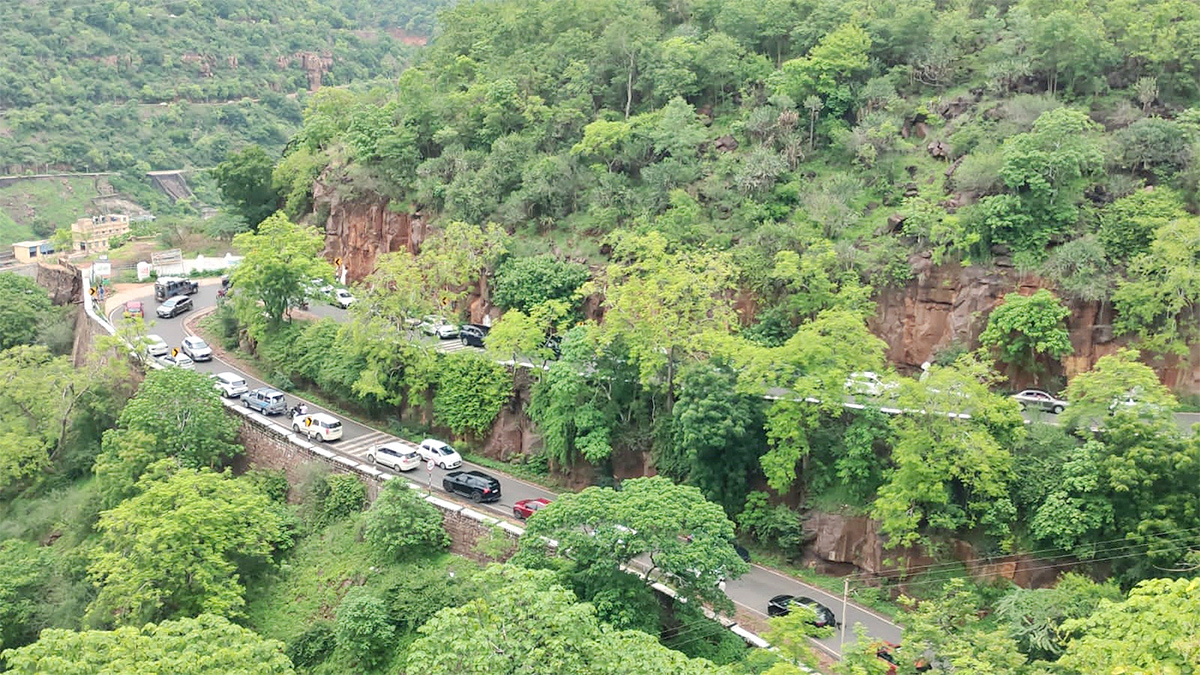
[78,266,780,656]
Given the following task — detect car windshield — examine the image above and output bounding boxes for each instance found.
[437,446,456,456]
[189,339,208,348]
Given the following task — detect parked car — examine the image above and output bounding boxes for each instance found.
[513,497,551,519]
[292,412,344,442]
[845,371,897,398]
[332,288,355,308]
[241,388,288,415]
[181,336,213,361]
[733,542,751,563]
[418,438,463,469]
[212,372,249,398]
[1011,389,1067,413]
[443,470,502,503]
[156,295,193,318]
[307,279,334,297]
[123,301,144,319]
[143,334,170,357]
[156,353,195,370]
[766,595,837,627]
[367,442,422,472]
[420,316,460,339]
[459,324,489,348]
[876,643,932,674]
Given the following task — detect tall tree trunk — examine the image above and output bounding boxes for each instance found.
[625,53,635,119]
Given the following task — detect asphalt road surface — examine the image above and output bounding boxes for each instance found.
[108,281,905,658]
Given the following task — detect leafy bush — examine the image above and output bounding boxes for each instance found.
[334,587,395,669]
[737,492,805,555]
[362,480,449,562]
[319,475,366,524]
[379,564,480,634]
[433,352,513,436]
[492,255,590,314]
[286,620,336,669]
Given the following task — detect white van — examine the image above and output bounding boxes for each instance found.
[292,412,343,442]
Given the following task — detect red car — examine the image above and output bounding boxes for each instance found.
[512,498,551,520]
[123,301,144,319]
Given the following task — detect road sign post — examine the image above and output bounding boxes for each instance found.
[427,459,433,493]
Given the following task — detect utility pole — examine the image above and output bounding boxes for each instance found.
[840,578,849,648]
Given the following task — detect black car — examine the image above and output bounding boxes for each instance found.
[767,594,837,627]
[443,470,502,503]
[460,324,489,348]
[156,295,193,318]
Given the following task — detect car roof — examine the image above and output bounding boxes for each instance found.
[309,412,339,423]
[519,497,550,505]
[421,438,450,448]
[146,334,165,342]
[183,336,205,343]
[215,372,243,381]
[379,442,416,453]
[126,300,142,307]
[253,387,284,396]
[464,470,495,479]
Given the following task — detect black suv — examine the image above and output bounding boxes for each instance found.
[459,324,489,348]
[443,470,501,503]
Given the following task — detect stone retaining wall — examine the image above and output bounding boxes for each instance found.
[230,403,522,563]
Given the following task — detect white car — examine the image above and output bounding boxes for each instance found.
[156,353,195,370]
[845,371,897,398]
[181,336,213,362]
[292,412,343,442]
[1011,389,1068,414]
[308,279,334,296]
[419,316,458,339]
[143,334,169,357]
[367,442,422,472]
[418,438,463,469]
[212,372,249,398]
[332,288,355,308]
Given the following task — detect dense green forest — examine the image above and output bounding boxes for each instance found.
[5,0,1200,671]
[0,0,451,172]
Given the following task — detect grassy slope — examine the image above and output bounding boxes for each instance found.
[0,177,102,245]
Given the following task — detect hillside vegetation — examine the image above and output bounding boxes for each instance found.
[240,0,1200,585]
[0,0,451,173]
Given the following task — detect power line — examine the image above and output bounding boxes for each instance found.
[842,525,1200,583]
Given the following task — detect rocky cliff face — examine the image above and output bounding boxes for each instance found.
[313,183,426,283]
[870,253,1200,392]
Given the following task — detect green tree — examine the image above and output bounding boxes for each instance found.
[1097,188,1187,263]
[86,467,287,626]
[770,23,871,120]
[871,355,1025,546]
[0,272,52,350]
[995,573,1122,660]
[1113,216,1200,356]
[900,579,1031,674]
[1059,578,1200,674]
[491,255,589,314]
[92,428,160,508]
[762,604,834,674]
[734,310,887,494]
[433,352,512,436]
[515,476,748,610]
[589,231,736,397]
[362,479,449,561]
[1060,348,1176,428]
[231,212,332,329]
[212,145,280,229]
[985,107,1105,255]
[979,289,1073,381]
[0,539,49,654]
[333,588,393,670]
[671,359,766,515]
[1,614,294,675]
[406,565,729,675]
[116,368,240,470]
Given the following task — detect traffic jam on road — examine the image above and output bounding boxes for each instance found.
[107,275,904,658]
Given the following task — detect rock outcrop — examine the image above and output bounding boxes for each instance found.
[803,512,1077,589]
[868,253,1200,391]
[313,181,426,283]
